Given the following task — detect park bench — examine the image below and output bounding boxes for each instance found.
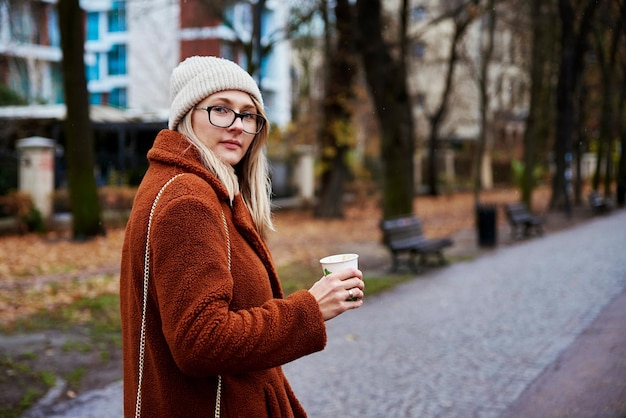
[381,215,453,273]
[504,203,544,239]
[588,191,613,215]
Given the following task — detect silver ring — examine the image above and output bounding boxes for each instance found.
[348,289,354,299]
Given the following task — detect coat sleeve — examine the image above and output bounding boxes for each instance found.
[150,189,326,377]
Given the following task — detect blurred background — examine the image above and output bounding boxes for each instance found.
[0,0,624,237]
[1,2,625,416]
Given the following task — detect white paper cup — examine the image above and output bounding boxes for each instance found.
[320,253,359,276]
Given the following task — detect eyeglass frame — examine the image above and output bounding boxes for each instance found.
[194,105,266,135]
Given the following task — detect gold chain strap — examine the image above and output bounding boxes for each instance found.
[135,174,226,418]
[215,209,231,417]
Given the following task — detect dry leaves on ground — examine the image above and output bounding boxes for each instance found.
[0,186,551,325]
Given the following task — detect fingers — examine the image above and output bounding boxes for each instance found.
[322,269,364,298]
[322,268,362,287]
[329,269,364,303]
[330,267,362,281]
[344,287,364,302]
[309,268,365,320]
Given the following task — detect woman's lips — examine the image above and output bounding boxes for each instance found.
[221,140,241,150]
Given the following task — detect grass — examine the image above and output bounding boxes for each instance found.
[0,356,54,418]
[0,262,420,417]
[0,292,122,418]
[277,261,417,298]
[65,367,87,388]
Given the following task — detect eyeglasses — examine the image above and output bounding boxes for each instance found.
[194,105,266,135]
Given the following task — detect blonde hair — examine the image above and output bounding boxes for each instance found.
[177,96,274,237]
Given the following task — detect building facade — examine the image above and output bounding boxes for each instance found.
[0,0,63,105]
[0,0,292,126]
[383,0,529,146]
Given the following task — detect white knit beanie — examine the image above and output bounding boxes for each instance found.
[168,56,264,130]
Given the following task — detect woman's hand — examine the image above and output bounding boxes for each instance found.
[308,268,364,321]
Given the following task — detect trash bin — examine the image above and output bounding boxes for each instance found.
[618,183,625,207]
[476,203,497,247]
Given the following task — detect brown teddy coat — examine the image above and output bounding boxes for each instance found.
[120,130,327,417]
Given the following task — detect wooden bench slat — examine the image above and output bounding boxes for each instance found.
[504,203,544,239]
[588,191,613,215]
[381,215,453,273]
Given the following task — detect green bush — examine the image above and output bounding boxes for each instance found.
[0,85,27,105]
[22,205,45,233]
[0,191,45,233]
[511,160,544,190]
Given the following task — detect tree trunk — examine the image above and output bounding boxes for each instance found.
[617,1,626,206]
[618,95,626,206]
[427,4,476,197]
[473,0,496,204]
[356,0,414,219]
[617,37,626,206]
[522,0,555,206]
[314,0,358,218]
[599,1,623,197]
[58,0,103,239]
[551,0,599,215]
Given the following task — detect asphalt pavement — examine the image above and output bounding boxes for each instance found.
[25,208,626,418]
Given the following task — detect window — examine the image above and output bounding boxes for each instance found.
[109,87,127,108]
[12,58,30,100]
[85,53,100,81]
[415,93,426,108]
[413,42,426,59]
[48,7,61,46]
[108,1,126,33]
[412,6,427,22]
[220,42,236,62]
[50,63,64,104]
[108,45,127,76]
[225,2,252,35]
[90,92,102,105]
[87,12,99,40]
[10,2,31,43]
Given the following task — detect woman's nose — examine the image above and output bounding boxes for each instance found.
[229,116,245,131]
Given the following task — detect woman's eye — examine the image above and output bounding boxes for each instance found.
[241,113,257,121]
[212,106,229,114]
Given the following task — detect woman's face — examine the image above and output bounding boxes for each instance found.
[192,90,258,167]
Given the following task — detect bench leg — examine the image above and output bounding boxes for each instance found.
[409,251,421,273]
[391,253,400,273]
[418,251,448,267]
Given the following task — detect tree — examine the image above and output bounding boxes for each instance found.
[522,0,558,206]
[591,0,624,198]
[196,0,269,79]
[356,0,415,219]
[551,0,600,215]
[617,2,626,206]
[314,0,358,218]
[472,0,496,204]
[58,0,103,239]
[199,1,313,85]
[425,0,479,196]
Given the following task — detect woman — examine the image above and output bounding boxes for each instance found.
[120,56,364,417]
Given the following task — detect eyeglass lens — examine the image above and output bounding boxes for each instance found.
[209,106,263,134]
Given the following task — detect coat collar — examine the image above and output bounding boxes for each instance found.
[149,129,232,204]
[149,129,283,298]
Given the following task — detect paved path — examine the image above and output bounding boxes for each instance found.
[284,209,626,417]
[501,286,626,418]
[27,209,626,418]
